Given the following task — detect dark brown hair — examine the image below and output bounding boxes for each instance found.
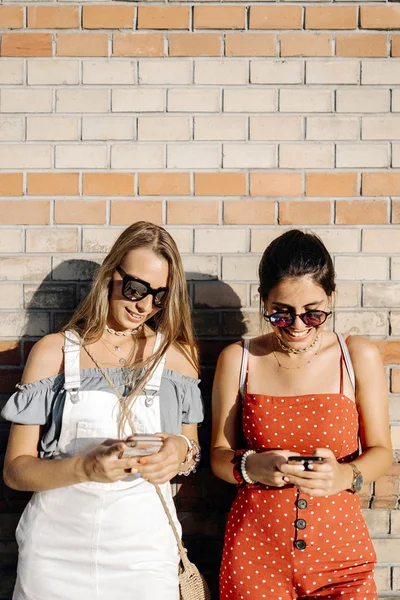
[258,229,336,300]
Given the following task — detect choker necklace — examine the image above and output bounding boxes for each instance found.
[273,335,322,370]
[276,333,320,355]
[105,323,143,337]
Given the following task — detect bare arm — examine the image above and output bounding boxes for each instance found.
[3,334,141,491]
[281,336,393,496]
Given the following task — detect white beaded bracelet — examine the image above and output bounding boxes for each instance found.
[240,449,257,484]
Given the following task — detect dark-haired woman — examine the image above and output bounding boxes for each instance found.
[2,221,203,600]
[211,229,391,600]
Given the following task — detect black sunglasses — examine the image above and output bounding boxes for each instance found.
[116,266,168,308]
[264,310,332,328]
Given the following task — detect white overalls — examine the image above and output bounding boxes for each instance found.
[13,331,180,600]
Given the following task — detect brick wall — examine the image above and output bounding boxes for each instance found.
[0,0,400,597]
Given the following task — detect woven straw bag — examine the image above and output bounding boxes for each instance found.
[154,485,211,600]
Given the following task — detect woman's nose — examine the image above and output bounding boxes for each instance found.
[135,293,154,312]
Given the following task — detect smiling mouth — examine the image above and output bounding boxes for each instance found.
[125,306,144,320]
[284,328,312,338]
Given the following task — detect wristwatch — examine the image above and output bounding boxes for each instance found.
[348,463,364,493]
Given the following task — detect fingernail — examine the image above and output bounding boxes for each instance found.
[130,468,138,474]
[283,476,289,482]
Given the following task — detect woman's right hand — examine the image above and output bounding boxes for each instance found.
[245,450,300,487]
[78,439,139,483]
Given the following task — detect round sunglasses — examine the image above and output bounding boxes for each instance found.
[264,310,332,328]
[116,266,168,308]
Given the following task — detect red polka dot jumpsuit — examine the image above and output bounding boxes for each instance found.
[220,335,377,600]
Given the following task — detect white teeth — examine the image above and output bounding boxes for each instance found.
[287,330,310,337]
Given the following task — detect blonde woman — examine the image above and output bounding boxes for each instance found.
[3,221,203,600]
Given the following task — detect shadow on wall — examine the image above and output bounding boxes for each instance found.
[0,263,247,600]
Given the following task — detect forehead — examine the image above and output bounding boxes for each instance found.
[120,248,169,287]
[267,276,329,306]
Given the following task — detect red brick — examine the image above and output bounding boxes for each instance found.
[0,341,21,366]
[167,200,219,224]
[373,341,400,365]
[250,6,302,30]
[55,201,106,225]
[223,200,275,224]
[336,34,388,58]
[281,33,333,57]
[83,173,135,197]
[195,173,246,197]
[250,173,302,197]
[361,6,400,30]
[0,201,50,225]
[0,6,24,29]
[306,6,357,30]
[83,6,135,30]
[306,173,358,197]
[336,200,388,225]
[0,173,23,197]
[194,6,245,30]
[138,173,190,196]
[113,33,164,57]
[138,6,189,30]
[27,173,79,196]
[57,33,108,57]
[111,201,162,225]
[169,34,221,57]
[28,6,79,29]
[1,33,52,57]
[225,33,276,57]
[362,173,400,196]
[279,201,331,225]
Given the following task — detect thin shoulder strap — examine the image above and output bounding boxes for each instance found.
[239,338,250,398]
[336,333,355,391]
[63,330,81,393]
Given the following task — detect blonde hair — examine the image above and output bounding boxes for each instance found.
[64,221,199,434]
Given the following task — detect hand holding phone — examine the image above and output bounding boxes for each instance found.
[120,434,164,458]
[287,456,324,471]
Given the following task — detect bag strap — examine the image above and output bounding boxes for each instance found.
[239,338,250,398]
[154,484,191,568]
[336,332,356,391]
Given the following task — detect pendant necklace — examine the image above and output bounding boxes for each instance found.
[273,335,322,370]
[100,338,132,366]
[103,323,144,365]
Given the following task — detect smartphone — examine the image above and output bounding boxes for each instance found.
[120,435,164,458]
[287,456,324,470]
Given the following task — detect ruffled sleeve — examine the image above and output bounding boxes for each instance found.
[1,375,66,458]
[180,376,204,425]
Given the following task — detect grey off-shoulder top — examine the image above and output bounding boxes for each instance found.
[1,368,204,459]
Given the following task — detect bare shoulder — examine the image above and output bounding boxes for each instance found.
[22,332,66,384]
[345,335,384,378]
[217,340,243,368]
[346,334,382,362]
[165,342,199,379]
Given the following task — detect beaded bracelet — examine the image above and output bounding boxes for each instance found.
[176,434,201,476]
[240,449,257,484]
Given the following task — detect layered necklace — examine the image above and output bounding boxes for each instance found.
[272,333,321,370]
[102,323,144,365]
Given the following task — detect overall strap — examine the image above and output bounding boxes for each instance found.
[336,333,356,392]
[144,331,166,403]
[239,338,250,399]
[62,330,81,398]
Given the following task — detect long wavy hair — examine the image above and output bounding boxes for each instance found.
[63,221,198,434]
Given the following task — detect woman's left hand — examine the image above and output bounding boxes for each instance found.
[131,434,187,485]
[279,448,352,497]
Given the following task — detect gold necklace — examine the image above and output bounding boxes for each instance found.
[276,333,320,354]
[272,336,322,370]
[100,337,133,366]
